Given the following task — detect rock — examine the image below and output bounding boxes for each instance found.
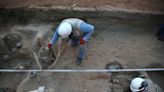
[16,42,22,49]
[84,88,87,92]
[46,88,55,92]
[30,71,37,78]
[2,34,22,52]
[29,86,45,92]
[112,84,124,92]
[2,55,10,61]
[18,65,25,70]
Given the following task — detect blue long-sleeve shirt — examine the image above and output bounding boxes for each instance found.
[51,18,94,44]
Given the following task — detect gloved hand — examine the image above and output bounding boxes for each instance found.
[47,43,52,48]
[45,43,52,51]
[79,38,85,45]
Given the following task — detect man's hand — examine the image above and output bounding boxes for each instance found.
[47,43,52,48]
[79,38,85,45]
[45,43,52,51]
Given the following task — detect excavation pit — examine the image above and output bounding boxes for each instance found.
[0,8,164,92]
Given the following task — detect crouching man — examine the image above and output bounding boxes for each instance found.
[47,18,94,65]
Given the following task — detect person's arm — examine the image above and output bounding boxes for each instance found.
[47,28,59,48]
[51,28,59,44]
[80,22,94,42]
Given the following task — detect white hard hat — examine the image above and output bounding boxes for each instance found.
[130,77,147,92]
[58,22,72,38]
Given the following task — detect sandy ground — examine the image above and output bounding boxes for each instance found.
[0,16,164,91]
[0,0,164,13]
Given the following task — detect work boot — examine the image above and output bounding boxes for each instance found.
[76,57,82,65]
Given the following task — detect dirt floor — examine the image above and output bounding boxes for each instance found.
[0,0,164,91]
[1,17,164,69]
[0,14,164,91]
[0,0,164,13]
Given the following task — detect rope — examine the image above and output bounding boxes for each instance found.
[0,68,164,73]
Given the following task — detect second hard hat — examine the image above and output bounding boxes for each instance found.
[130,77,148,92]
